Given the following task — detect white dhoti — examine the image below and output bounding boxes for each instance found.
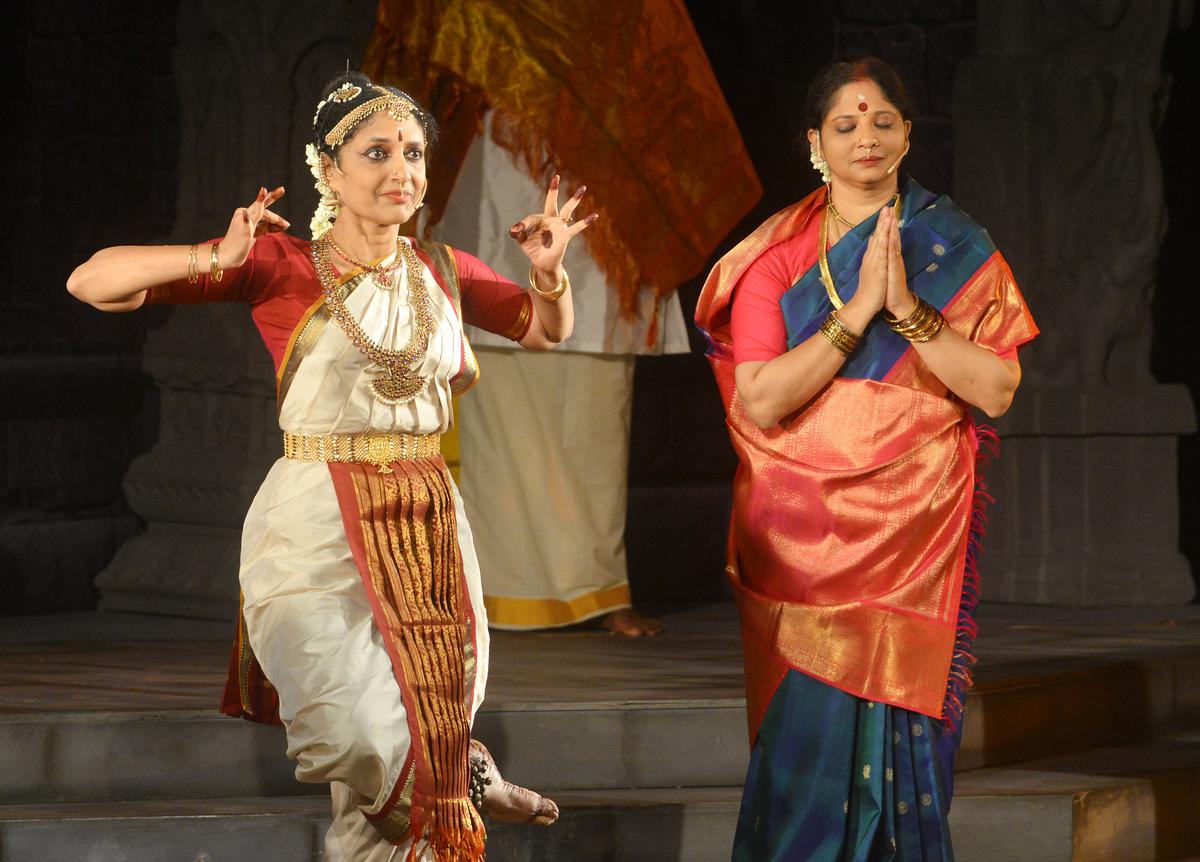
[432,113,690,629]
[459,348,634,627]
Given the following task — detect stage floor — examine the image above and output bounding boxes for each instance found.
[3,601,1200,716]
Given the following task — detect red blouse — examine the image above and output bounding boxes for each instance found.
[147,233,533,373]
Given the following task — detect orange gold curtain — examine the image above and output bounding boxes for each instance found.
[363,0,762,317]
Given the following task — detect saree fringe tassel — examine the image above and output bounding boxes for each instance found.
[942,422,999,730]
[407,798,486,862]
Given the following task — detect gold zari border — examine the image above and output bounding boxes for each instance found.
[484,582,632,629]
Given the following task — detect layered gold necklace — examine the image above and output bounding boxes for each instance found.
[817,189,902,310]
[311,236,436,405]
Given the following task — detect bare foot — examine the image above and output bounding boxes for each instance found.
[600,607,664,637]
[470,740,559,826]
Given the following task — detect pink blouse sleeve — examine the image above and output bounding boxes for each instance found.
[452,248,534,342]
[730,243,795,364]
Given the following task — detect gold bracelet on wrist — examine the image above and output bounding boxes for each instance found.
[884,296,944,342]
[818,311,861,357]
[210,241,225,283]
[187,244,200,284]
[528,265,568,301]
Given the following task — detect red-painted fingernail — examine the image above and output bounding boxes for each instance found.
[574,185,587,197]
[551,175,560,189]
[541,230,553,248]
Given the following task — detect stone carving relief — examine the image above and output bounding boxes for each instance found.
[956,0,1178,385]
[98,0,378,617]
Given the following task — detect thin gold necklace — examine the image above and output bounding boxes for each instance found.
[818,191,902,310]
[327,235,403,288]
[826,191,858,228]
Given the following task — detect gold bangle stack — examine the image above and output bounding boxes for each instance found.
[528,265,569,302]
[818,311,861,356]
[885,297,945,342]
[187,244,200,284]
[210,241,224,283]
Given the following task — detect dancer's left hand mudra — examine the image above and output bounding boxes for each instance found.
[507,175,595,348]
[509,175,597,281]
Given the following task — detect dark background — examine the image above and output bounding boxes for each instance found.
[4,1,1197,616]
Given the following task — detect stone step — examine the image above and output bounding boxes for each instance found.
[0,700,748,805]
[4,635,1199,807]
[0,790,739,862]
[3,733,1197,862]
[958,610,1200,770]
[951,733,1200,862]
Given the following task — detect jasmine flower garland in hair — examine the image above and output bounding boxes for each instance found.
[305,143,337,239]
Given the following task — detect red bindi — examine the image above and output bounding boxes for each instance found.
[858,101,869,113]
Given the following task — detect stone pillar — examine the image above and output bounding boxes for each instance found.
[96,0,378,617]
[953,0,1196,604]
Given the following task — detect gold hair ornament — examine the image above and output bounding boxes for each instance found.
[323,86,416,150]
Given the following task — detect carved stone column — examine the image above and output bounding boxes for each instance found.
[96,0,378,617]
[953,0,1196,604]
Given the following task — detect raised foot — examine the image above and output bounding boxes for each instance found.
[471,739,559,826]
[600,607,664,637]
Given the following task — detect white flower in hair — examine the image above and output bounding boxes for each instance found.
[305,143,338,239]
[809,146,831,184]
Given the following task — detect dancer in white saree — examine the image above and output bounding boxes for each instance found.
[67,72,597,861]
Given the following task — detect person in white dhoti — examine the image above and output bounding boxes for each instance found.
[432,112,690,637]
[67,72,596,861]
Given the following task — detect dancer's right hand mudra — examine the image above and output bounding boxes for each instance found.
[218,185,290,268]
[65,184,289,311]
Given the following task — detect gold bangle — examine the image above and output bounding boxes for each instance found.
[210,242,224,283]
[528,265,568,301]
[187,244,199,284]
[818,311,861,356]
[885,297,945,342]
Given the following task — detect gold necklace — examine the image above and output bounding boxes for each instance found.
[311,236,436,405]
[826,192,858,228]
[818,192,903,310]
[327,235,403,288]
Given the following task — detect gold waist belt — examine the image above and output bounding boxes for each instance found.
[283,430,442,469]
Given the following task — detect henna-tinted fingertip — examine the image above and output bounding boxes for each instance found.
[574,185,587,197]
[551,174,560,189]
[587,213,600,224]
